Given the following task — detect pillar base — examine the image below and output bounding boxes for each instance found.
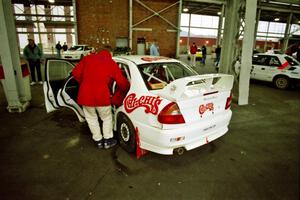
[7,101,30,113]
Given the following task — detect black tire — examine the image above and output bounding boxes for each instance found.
[273,76,290,89]
[117,113,136,153]
[80,54,84,60]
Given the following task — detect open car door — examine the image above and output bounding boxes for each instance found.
[43,58,85,122]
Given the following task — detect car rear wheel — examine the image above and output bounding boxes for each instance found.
[117,113,136,153]
[274,76,290,89]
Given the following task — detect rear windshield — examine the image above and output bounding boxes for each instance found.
[138,62,198,90]
[284,56,300,66]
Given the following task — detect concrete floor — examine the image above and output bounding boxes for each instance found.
[0,56,299,200]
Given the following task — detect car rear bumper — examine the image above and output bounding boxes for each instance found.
[135,110,232,155]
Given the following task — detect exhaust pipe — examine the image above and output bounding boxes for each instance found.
[174,147,185,155]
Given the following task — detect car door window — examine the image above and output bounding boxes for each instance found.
[284,56,300,66]
[268,56,281,67]
[118,63,131,81]
[46,59,74,106]
[252,55,269,66]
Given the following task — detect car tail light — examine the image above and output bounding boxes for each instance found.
[158,102,185,124]
[225,94,232,110]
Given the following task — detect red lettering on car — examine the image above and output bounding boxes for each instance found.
[124,93,162,115]
[199,103,214,117]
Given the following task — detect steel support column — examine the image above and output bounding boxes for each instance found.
[34,5,42,44]
[239,0,257,105]
[216,4,224,46]
[64,6,73,46]
[253,8,260,49]
[24,5,34,40]
[219,0,240,74]
[282,12,293,53]
[186,13,191,51]
[176,0,182,58]
[129,0,133,50]
[72,0,78,44]
[0,0,30,112]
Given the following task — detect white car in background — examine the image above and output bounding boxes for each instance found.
[62,45,94,60]
[43,56,234,155]
[251,53,300,89]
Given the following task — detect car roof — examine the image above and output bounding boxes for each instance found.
[114,55,180,65]
[72,44,88,47]
[254,53,287,57]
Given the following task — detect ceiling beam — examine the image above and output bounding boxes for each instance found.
[259,3,300,14]
[263,0,300,5]
[183,0,226,5]
[11,0,72,6]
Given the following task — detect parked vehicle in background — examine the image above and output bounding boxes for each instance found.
[43,56,234,155]
[236,53,300,89]
[62,45,94,60]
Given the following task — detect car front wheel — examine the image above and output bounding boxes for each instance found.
[117,113,136,153]
[274,76,290,89]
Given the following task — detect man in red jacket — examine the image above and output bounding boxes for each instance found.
[190,42,197,67]
[72,49,130,149]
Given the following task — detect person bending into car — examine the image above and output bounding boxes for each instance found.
[72,48,130,149]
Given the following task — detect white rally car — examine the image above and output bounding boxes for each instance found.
[250,53,300,89]
[62,45,94,60]
[43,56,234,155]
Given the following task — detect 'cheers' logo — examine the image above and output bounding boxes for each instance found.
[124,93,162,115]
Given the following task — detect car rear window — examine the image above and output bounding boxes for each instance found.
[284,56,300,66]
[138,62,198,90]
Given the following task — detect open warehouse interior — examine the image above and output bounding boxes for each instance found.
[0,0,299,199]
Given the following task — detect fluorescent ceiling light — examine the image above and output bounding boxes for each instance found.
[183,8,189,12]
[48,0,55,3]
[217,12,221,15]
[274,18,280,21]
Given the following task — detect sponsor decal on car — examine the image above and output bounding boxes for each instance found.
[199,102,214,117]
[124,93,162,115]
[277,61,289,70]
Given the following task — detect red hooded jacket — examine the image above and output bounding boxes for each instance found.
[72,50,130,106]
[190,44,197,54]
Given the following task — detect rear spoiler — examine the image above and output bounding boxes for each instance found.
[159,74,234,101]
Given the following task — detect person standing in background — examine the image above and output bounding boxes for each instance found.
[56,41,62,58]
[62,42,68,51]
[23,38,43,85]
[190,42,197,67]
[201,45,207,65]
[215,45,221,67]
[150,40,160,56]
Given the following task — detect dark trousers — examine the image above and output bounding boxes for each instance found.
[28,60,42,82]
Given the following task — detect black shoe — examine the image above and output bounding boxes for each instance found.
[95,140,104,149]
[104,138,117,149]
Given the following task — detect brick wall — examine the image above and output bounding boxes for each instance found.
[76,0,128,52]
[76,0,179,57]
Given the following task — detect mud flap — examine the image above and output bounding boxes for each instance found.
[135,127,148,159]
